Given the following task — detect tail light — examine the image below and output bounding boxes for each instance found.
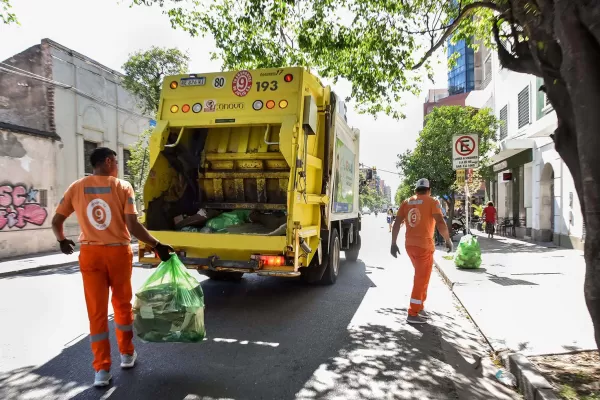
[253,255,286,267]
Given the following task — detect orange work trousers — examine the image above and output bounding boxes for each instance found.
[79,244,134,371]
[405,245,434,317]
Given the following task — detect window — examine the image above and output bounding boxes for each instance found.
[123,149,132,180]
[518,86,530,129]
[542,91,553,113]
[482,54,492,88]
[39,189,48,207]
[499,105,508,140]
[84,141,98,175]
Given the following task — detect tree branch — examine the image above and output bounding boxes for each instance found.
[492,17,540,75]
[412,1,505,70]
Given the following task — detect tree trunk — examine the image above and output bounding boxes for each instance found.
[554,0,600,351]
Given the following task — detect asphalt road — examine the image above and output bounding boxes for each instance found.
[0,215,517,400]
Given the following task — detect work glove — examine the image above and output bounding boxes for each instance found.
[58,239,76,255]
[153,242,175,262]
[445,238,454,253]
[391,243,400,258]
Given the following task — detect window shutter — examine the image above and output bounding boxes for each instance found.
[84,141,98,176]
[483,55,492,88]
[545,93,551,106]
[499,105,508,140]
[518,86,530,129]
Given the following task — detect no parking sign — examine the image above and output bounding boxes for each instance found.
[452,134,479,170]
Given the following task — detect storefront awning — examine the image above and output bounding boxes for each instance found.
[490,139,535,164]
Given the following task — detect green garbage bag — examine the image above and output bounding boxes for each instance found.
[205,210,251,232]
[454,234,482,269]
[133,254,206,343]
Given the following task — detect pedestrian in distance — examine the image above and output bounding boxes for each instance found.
[387,208,395,232]
[51,147,174,387]
[483,201,497,239]
[390,178,453,325]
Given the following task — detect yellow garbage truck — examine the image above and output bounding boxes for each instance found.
[136,67,361,284]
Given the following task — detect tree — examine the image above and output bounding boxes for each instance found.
[359,171,385,211]
[1,0,17,24]
[126,130,151,201]
[121,47,189,116]
[121,47,189,200]
[397,106,498,222]
[395,181,413,206]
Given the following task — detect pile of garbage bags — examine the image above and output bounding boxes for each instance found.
[454,234,482,269]
[175,209,287,235]
[133,254,205,343]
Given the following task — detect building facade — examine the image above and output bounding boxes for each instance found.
[0,39,151,257]
[466,48,584,249]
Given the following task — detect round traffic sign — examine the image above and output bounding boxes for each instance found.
[455,136,476,156]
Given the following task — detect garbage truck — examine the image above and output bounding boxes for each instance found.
[135,67,361,284]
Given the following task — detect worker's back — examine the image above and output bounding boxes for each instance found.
[399,194,441,251]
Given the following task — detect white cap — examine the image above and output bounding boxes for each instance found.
[415,178,430,189]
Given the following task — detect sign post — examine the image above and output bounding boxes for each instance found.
[453,135,479,235]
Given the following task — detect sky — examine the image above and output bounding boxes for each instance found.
[0,0,447,195]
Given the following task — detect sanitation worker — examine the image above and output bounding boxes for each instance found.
[390,178,453,324]
[51,147,173,387]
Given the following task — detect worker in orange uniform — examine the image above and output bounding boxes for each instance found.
[51,147,173,387]
[390,178,453,324]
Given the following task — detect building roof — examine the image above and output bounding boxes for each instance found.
[0,121,61,140]
[42,38,125,78]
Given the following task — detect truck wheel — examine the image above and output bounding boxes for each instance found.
[204,271,244,281]
[320,229,340,285]
[344,233,361,262]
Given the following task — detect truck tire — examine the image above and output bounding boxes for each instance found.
[204,271,244,281]
[344,233,361,262]
[320,229,341,285]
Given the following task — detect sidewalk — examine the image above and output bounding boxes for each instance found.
[434,230,595,356]
[0,244,139,278]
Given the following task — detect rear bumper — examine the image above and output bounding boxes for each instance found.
[136,231,294,274]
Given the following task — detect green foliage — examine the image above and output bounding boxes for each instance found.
[397,106,498,202]
[359,171,386,211]
[1,0,17,24]
[131,0,498,119]
[395,181,413,205]
[126,130,151,200]
[122,47,190,116]
[472,203,483,218]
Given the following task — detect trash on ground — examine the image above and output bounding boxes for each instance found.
[133,254,205,343]
[494,369,517,387]
[454,234,482,269]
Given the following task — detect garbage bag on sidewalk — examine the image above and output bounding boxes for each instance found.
[454,234,482,269]
[133,254,205,343]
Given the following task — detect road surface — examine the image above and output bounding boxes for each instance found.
[0,215,517,400]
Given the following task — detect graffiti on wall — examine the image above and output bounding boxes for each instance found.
[0,184,48,230]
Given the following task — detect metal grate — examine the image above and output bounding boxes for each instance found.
[123,148,132,180]
[39,189,48,207]
[84,141,98,176]
[518,86,530,129]
[499,105,508,140]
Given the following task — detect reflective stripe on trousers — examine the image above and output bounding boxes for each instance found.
[405,245,434,317]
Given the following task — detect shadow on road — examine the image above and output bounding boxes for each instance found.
[0,265,81,280]
[0,260,375,400]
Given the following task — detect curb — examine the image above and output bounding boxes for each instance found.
[433,256,560,400]
[503,353,560,400]
[0,261,80,278]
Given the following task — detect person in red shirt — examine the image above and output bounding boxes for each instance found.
[483,201,497,239]
[51,147,173,387]
[391,178,453,324]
